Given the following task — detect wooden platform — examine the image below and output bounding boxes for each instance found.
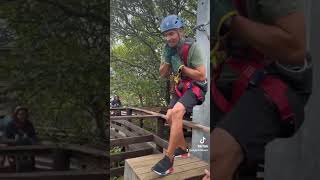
[124,154,209,180]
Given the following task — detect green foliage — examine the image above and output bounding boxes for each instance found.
[0,0,108,142]
[110,0,197,106]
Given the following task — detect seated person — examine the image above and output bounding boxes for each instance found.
[6,106,37,172]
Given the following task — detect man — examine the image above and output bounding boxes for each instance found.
[110,95,122,108]
[210,0,312,180]
[151,15,207,176]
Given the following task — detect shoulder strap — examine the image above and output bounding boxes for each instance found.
[181,38,194,66]
[182,43,190,66]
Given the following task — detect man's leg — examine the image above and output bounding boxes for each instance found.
[166,102,187,158]
[166,109,173,126]
[211,128,243,180]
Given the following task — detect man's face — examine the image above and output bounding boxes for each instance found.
[163,29,180,47]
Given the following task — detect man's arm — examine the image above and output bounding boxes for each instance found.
[181,65,206,81]
[231,12,306,65]
[159,63,172,78]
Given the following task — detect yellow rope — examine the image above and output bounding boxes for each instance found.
[211,11,238,67]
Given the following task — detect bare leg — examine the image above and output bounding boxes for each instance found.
[211,128,244,180]
[166,102,187,159]
[166,107,187,150]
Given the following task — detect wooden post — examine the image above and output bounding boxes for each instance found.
[126,108,132,122]
[156,109,166,152]
[52,149,70,170]
[139,118,143,128]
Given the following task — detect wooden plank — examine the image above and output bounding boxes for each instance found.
[129,107,210,133]
[114,119,169,151]
[64,144,108,158]
[110,122,137,137]
[110,128,126,139]
[110,148,153,162]
[128,154,202,169]
[111,115,159,120]
[133,157,203,172]
[0,145,56,155]
[110,135,153,147]
[138,159,208,179]
[128,142,153,151]
[126,154,164,164]
[0,170,108,180]
[125,154,209,180]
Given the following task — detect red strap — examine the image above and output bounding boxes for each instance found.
[260,77,295,121]
[192,86,204,101]
[227,58,264,104]
[175,80,191,97]
[182,43,190,66]
[211,80,232,113]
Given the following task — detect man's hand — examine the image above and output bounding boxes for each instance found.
[202,169,210,180]
[163,45,177,64]
[159,63,171,78]
[171,54,184,73]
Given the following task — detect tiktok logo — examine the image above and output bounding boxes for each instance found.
[200,137,206,144]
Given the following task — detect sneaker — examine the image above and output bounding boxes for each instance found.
[174,147,190,158]
[151,155,174,176]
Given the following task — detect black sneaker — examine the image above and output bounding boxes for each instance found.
[151,155,174,176]
[174,147,190,158]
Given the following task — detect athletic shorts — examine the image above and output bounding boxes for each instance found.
[168,89,201,113]
[213,84,309,163]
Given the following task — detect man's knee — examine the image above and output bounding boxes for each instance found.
[212,128,243,163]
[171,103,186,119]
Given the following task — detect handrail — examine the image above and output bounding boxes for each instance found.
[128,107,210,133]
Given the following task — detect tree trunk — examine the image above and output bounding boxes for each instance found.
[138,94,143,106]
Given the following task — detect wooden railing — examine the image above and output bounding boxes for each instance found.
[110,107,210,133]
[0,139,108,179]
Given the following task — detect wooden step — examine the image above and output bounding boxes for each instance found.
[124,153,209,180]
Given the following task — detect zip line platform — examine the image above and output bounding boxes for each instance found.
[124,153,209,180]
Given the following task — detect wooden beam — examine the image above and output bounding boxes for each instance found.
[0,170,108,180]
[0,138,16,145]
[129,107,210,133]
[0,145,56,155]
[110,107,127,111]
[114,120,151,136]
[64,144,108,158]
[153,135,168,149]
[111,115,160,120]
[110,148,153,162]
[110,135,153,147]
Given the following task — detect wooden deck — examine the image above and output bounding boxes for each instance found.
[124,154,209,180]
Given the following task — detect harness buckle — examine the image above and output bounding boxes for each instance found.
[249,70,266,86]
